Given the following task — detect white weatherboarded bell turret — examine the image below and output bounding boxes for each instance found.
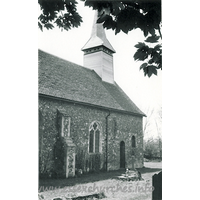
[81,11,116,84]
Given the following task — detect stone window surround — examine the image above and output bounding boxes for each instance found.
[88,121,102,154]
[131,134,137,156]
[131,135,136,148]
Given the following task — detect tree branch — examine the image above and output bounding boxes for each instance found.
[158,24,162,39]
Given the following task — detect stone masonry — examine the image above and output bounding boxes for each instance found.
[39,95,143,177]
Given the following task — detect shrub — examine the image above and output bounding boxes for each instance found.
[53,136,66,178]
[144,137,162,160]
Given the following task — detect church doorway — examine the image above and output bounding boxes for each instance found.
[120,141,125,168]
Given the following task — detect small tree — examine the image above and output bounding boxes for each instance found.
[143,106,162,160]
[143,107,154,138]
[155,106,162,158]
[144,137,162,160]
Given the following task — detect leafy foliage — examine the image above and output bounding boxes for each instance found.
[88,153,101,172]
[75,148,88,171]
[38,0,82,31]
[53,136,66,178]
[75,149,101,173]
[38,0,162,77]
[84,1,161,35]
[84,0,162,77]
[134,41,162,77]
[144,137,162,160]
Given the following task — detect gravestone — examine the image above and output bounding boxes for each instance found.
[152,171,162,200]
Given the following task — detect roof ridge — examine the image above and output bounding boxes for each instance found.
[39,50,145,116]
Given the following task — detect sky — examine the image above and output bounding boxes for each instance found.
[38,2,162,139]
[2,2,200,198]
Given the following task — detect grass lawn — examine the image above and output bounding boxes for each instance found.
[39,162,162,200]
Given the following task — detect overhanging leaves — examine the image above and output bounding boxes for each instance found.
[83,0,162,77]
[38,0,162,77]
[134,43,150,61]
[140,63,148,70]
[145,35,160,43]
[44,23,54,30]
[143,65,158,77]
[135,34,162,77]
[38,0,82,31]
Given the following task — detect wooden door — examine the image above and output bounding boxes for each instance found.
[120,141,125,168]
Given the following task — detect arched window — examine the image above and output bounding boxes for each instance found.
[89,130,94,153]
[89,122,101,153]
[132,135,136,148]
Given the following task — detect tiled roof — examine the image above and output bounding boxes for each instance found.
[39,50,145,116]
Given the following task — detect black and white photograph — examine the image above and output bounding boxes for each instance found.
[3,1,200,200]
[38,1,162,200]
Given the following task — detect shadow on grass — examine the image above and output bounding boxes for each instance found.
[39,167,162,192]
[138,167,162,174]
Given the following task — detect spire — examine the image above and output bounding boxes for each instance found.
[81,11,115,53]
[81,10,116,84]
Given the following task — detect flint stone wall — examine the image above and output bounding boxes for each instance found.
[39,96,143,176]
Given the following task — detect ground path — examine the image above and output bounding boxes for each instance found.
[39,162,162,200]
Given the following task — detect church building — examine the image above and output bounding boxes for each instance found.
[39,11,145,178]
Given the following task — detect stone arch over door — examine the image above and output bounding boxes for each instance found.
[120,141,125,168]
